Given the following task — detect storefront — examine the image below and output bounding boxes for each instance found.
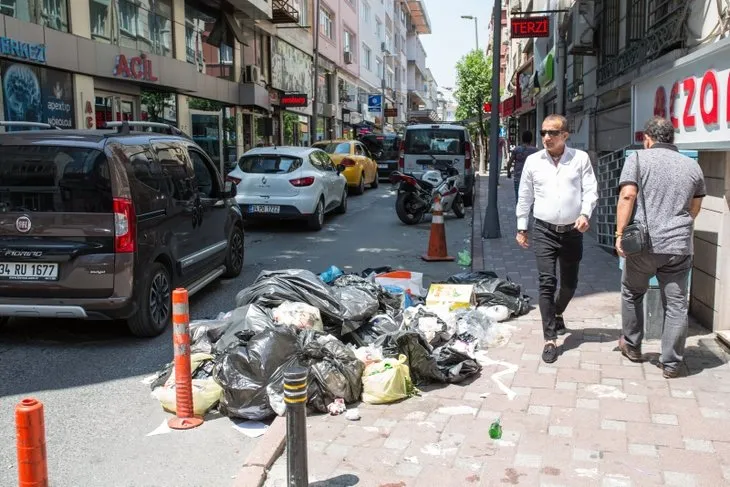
[270,37,313,145]
[631,36,730,332]
[0,37,74,130]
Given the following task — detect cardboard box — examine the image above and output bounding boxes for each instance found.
[425,284,476,311]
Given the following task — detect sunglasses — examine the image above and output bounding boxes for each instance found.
[540,129,564,137]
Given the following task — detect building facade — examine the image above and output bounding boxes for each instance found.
[498,0,730,333]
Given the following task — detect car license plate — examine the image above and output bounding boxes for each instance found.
[249,205,280,214]
[0,262,58,281]
[378,164,388,169]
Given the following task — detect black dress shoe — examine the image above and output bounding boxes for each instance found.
[542,342,558,363]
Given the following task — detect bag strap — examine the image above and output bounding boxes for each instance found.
[634,152,649,230]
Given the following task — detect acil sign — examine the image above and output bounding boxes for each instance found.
[113,53,158,82]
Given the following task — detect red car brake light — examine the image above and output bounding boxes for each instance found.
[290,176,315,187]
[113,197,136,253]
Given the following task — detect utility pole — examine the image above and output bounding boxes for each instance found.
[474,17,479,52]
[482,0,501,239]
[311,0,321,144]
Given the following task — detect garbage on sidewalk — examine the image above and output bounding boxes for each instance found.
[148,265,531,421]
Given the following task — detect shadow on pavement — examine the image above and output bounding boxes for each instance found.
[309,474,360,487]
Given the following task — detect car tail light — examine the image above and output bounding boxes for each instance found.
[290,176,315,187]
[113,197,136,253]
[398,139,405,169]
[226,175,241,185]
[465,142,473,170]
[341,158,356,167]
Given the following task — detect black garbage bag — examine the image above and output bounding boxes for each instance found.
[360,266,393,278]
[403,306,451,348]
[213,326,299,420]
[444,271,531,316]
[432,340,482,383]
[235,269,346,336]
[212,304,276,355]
[331,286,379,334]
[375,330,447,385]
[267,330,366,415]
[332,274,404,315]
[190,318,230,354]
[343,314,401,347]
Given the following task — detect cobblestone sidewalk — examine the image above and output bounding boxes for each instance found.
[262,173,730,487]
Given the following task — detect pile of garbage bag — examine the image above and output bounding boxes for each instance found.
[149,266,530,419]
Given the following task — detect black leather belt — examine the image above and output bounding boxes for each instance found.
[536,219,576,233]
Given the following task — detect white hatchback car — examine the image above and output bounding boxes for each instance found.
[226,146,348,230]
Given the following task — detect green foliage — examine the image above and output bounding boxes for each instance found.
[454,50,492,125]
[140,91,171,121]
[189,98,223,112]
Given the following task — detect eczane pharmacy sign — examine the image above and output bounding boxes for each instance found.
[632,38,730,149]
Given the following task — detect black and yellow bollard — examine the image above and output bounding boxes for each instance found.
[284,366,309,487]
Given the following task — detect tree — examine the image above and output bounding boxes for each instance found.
[454,50,492,173]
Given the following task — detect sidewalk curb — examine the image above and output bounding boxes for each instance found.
[233,416,287,487]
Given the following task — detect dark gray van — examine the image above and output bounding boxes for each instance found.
[360,133,403,180]
[0,121,244,337]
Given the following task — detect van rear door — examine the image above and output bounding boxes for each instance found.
[403,127,466,185]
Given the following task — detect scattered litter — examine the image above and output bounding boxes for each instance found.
[231,419,268,438]
[345,409,361,421]
[361,355,417,404]
[585,384,627,399]
[327,398,347,416]
[140,375,157,385]
[420,443,457,456]
[146,420,172,437]
[403,456,419,464]
[457,250,471,267]
[489,419,503,439]
[436,406,478,416]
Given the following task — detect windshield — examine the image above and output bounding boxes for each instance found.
[361,135,401,160]
[405,129,465,155]
[0,146,112,213]
[313,142,351,154]
[238,155,302,174]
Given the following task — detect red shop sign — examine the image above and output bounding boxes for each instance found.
[280,94,309,107]
[113,53,158,82]
[511,17,550,39]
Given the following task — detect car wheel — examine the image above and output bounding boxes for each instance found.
[453,193,466,218]
[371,170,379,189]
[308,198,325,231]
[126,262,171,338]
[223,225,244,278]
[355,174,365,195]
[336,188,348,214]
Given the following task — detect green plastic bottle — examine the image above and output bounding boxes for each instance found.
[489,419,502,439]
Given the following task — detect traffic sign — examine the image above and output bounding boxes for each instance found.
[368,94,382,112]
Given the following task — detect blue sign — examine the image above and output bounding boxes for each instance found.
[368,94,382,112]
[0,37,46,64]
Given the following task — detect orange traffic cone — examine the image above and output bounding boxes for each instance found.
[422,194,454,262]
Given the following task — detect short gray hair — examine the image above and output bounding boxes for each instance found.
[543,114,568,132]
[644,116,674,144]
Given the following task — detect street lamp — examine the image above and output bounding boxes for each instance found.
[460,15,479,52]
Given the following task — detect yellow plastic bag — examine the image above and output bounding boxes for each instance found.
[151,353,223,416]
[361,354,416,404]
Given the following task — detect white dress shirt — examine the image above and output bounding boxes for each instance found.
[516,147,598,231]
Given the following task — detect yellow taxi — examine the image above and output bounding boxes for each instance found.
[312,139,379,194]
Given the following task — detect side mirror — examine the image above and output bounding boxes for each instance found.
[336,164,346,174]
[224,180,237,198]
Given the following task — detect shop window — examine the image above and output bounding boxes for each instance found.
[0,0,69,32]
[89,0,172,58]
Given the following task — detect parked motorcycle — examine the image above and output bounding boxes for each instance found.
[390,159,466,225]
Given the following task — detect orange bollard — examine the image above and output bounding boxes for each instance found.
[168,288,204,430]
[422,194,455,262]
[15,398,48,487]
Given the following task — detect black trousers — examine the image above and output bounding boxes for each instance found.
[533,220,583,340]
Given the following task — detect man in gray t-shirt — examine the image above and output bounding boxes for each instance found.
[614,116,706,378]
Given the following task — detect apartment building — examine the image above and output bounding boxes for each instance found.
[499,0,730,333]
[405,0,435,122]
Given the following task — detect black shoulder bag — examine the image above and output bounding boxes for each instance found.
[620,152,650,256]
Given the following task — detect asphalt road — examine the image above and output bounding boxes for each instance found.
[0,184,472,487]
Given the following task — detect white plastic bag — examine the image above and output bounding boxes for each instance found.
[484,305,511,323]
[374,271,426,297]
[272,301,324,331]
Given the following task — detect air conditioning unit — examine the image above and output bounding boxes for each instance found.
[344,51,353,64]
[381,41,388,53]
[568,0,596,56]
[244,64,261,84]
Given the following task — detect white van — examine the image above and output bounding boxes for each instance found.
[398,123,475,206]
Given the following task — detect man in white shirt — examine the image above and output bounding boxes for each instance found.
[515,114,598,363]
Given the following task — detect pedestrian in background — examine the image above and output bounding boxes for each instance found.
[506,131,539,201]
[615,116,706,379]
[516,115,598,363]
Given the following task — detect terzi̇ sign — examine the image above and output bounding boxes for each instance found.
[280,94,308,107]
[511,17,550,38]
[0,37,46,64]
[113,53,158,82]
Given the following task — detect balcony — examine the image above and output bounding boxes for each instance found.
[597,0,689,86]
[407,35,427,74]
[566,79,584,108]
[405,0,432,34]
[271,0,300,24]
[229,0,272,20]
